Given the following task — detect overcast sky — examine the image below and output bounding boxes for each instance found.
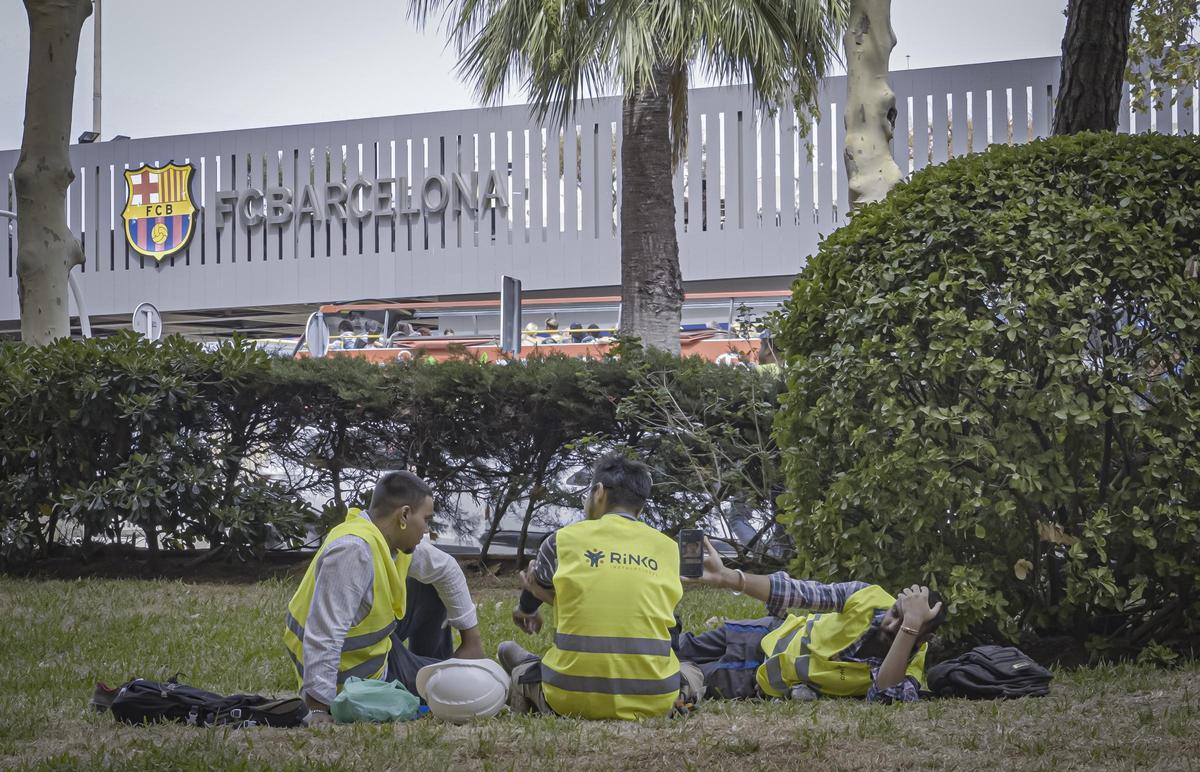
[0,0,1068,152]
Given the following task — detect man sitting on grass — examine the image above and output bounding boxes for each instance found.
[283,471,485,725]
[496,454,704,719]
[676,537,945,703]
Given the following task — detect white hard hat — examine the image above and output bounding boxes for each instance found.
[416,658,510,724]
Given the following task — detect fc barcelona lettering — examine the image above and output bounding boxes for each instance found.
[122,162,197,261]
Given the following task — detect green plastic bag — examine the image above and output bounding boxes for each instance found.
[330,677,421,723]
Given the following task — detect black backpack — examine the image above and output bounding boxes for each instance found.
[925,645,1053,699]
[92,676,307,728]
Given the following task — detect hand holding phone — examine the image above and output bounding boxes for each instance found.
[678,528,705,579]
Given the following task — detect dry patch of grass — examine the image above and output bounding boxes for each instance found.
[0,577,1196,771]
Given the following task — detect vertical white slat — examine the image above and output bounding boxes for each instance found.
[778,105,795,227]
[375,127,393,256]
[951,91,970,158]
[81,151,99,276]
[600,120,616,240]
[1031,83,1053,139]
[890,73,911,173]
[216,134,236,264]
[991,85,1009,148]
[1153,82,1174,135]
[95,148,114,273]
[723,109,741,229]
[315,126,333,259]
[280,128,298,261]
[912,88,932,171]
[247,142,266,262]
[814,95,833,228]
[67,155,84,270]
[795,108,815,228]
[1177,83,1196,135]
[200,145,218,266]
[480,126,495,248]
[1012,83,1030,145]
[546,124,563,243]
[931,91,950,165]
[564,121,580,241]
[581,119,597,241]
[347,136,366,256]
[734,105,753,230]
[760,108,777,228]
[511,128,527,245]
[970,87,989,152]
[686,107,704,233]
[528,127,544,244]
[704,112,720,233]
[831,89,849,223]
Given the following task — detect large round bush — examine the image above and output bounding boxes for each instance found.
[776,133,1200,652]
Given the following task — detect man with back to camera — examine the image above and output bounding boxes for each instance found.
[674,538,946,703]
[496,454,704,719]
[283,471,485,726]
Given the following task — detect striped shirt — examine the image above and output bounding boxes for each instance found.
[301,512,478,705]
[766,572,922,703]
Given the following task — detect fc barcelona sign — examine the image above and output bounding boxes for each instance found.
[122,163,197,261]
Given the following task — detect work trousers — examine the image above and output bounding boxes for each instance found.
[673,616,783,700]
[384,577,454,696]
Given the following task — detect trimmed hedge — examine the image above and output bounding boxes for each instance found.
[0,335,784,567]
[776,132,1200,655]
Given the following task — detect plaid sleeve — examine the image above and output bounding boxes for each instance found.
[765,573,871,617]
[866,669,922,704]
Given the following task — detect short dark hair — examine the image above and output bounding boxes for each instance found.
[371,471,432,517]
[923,589,949,633]
[591,454,652,511]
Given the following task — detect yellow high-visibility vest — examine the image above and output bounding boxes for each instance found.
[282,509,412,691]
[540,514,683,719]
[756,584,927,698]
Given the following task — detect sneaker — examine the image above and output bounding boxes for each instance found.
[498,640,537,675]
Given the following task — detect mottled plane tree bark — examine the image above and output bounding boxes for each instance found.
[15,0,91,344]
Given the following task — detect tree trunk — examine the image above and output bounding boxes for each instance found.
[619,64,683,355]
[844,0,902,210]
[1053,0,1134,135]
[15,0,91,345]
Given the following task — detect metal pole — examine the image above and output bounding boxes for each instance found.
[93,0,101,136]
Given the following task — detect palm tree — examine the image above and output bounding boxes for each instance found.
[415,0,848,353]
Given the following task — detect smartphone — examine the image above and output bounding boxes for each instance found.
[678,529,705,578]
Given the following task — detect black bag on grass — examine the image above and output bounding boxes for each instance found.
[926,645,1052,699]
[93,675,306,728]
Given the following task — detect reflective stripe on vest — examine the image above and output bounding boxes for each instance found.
[554,632,673,657]
[541,665,681,696]
[755,585,928,698]
[282,509,411,693]
[540,514,683,720]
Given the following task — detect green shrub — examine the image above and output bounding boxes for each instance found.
[0,336,784,568]
[775,132,1200,652]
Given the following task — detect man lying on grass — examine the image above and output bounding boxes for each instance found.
[497,454,704,719]
[283,471,485,725]
[677,537,946,703]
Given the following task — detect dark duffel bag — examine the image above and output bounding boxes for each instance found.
[926,645,1053,699]
[92,675,306,728]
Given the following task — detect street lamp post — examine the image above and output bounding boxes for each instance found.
[92,0,101,137]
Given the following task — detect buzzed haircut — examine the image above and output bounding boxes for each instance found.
[924,589,949,633]
[371,471,433,517]
[591,454,653,512]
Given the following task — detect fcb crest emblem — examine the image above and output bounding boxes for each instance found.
[122,162,197,261]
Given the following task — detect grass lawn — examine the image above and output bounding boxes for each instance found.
[0,574,1196,771]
